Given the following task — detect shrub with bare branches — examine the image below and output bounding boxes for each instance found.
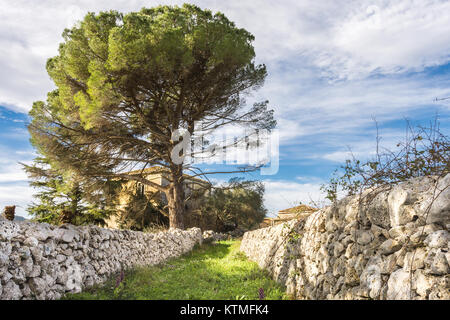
[322,117,449,203]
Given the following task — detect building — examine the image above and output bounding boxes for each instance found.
[105,167,211,229]
[260,204,317,227]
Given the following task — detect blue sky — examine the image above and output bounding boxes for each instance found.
[0,0,449,218]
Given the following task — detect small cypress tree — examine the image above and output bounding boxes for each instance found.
[22,156,119,225]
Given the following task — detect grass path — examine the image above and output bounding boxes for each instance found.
[64,240,288,300]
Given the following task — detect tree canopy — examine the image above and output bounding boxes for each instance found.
[188,179,267,232]
[28,4,275,229]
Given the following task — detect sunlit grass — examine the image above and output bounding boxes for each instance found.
[64,240,288,300]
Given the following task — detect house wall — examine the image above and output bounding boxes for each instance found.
[105,172,210,229]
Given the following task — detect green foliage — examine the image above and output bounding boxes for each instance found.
[188,179,267,232]
[63,240,287,300]
[117,188,169,231]
[322,119,450,202]
[28,4,275,228]
[22,156,119,226]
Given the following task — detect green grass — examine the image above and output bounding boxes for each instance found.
[63,240,288,300]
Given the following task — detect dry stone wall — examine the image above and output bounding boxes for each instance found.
[0,219,202,300]
[241,175,450,300]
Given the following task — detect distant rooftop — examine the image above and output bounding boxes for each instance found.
[278,204,317,215]
[260,204,318,227]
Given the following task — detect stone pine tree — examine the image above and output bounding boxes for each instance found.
[28,4,275,229]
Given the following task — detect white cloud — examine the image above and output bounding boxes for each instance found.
[321,0,450,80]
[1,1,449,153]
[214,0,450,79]
[263,179,326,216]
[0,0,449,217]
[1,0,450,112]
[0,183,35,219]
[0,144,35,218]
[0,169,28,183]
[266,71,450,156]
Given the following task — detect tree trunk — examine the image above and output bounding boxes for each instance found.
[69,184,81,222]
[167,167,185,229]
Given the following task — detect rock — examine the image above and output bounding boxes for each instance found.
[344,266,360,286]
[24,236,39,247]
[428,251,449,275]
[0,220,21,241]
[18,246,31,260]
[361,257,382,299]
[429,287,450,300]
[56,254,66,263]
[325,219,337,232]
[413,269,432,297]
[344,243,359,259]
[0,251,9,267]
[426,174,450,224]
[394,248,407,267]
[53,228,78,243]
[371,224,389,239]
[332,257,345,277]
[21,257,34,276]
[424,230,450,248]
[380,254,398,274]
[65,264,83,293]
[0,220,203,300]
[356,230,373,245]
[1,281,22,300]
[20,284,32,298]
[387,269,411,300]
[388,226,406,239]
[240,175,449,300]
[379,239,402,255]
[365,190,391,229]
[409,224,441,244]
[388,184,415,227]
[29,277,48,295]
[403,248,427,271]
[29,228,52,241]
[202,230,229,243]
[30,247,43,262]
[28,265,41,278]
[42,241,56,256]
[343,196,359,223]
[333,242,345,257]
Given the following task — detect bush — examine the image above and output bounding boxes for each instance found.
[322,117,449,203]
[186,179,267,232]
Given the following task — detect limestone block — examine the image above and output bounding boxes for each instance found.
[379,239,402,255]
[424,230,450,249]
[387,269,411,300]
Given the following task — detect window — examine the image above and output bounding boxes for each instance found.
[136,183,145,197]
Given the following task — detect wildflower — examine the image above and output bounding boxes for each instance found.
[115,270,125,288]
[258,288,265,300]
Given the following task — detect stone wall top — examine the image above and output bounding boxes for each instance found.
[241,174,450,300]
[0,219,202,300]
